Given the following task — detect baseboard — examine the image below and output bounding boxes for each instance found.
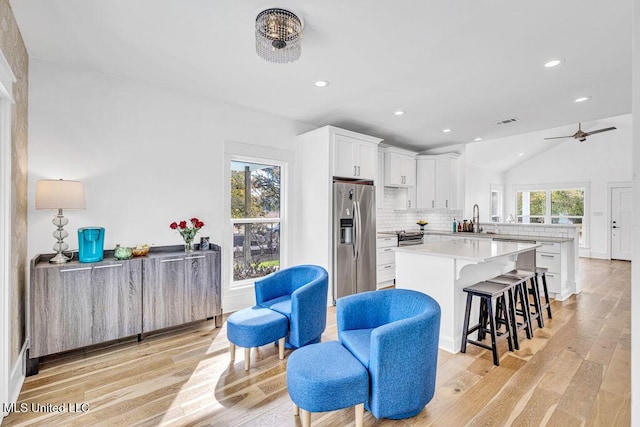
[588,251,609,260]
[5,340,27,418]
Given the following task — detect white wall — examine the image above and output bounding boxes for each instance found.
[27,59,314,311]
[464,164,504,222]
[504,114,632,258]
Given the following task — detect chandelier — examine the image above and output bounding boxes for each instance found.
[255,8,302,64]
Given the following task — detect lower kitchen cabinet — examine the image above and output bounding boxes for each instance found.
[376,236,397,288]
[28,245,221,375]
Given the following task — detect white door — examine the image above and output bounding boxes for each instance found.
[611,187,632,261]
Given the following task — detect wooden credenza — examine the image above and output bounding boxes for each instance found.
[28,244,222,375]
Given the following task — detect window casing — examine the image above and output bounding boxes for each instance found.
[516,186,587,246]
[230,159,283,287]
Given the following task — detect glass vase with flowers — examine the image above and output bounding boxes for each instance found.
[169,217,205,253]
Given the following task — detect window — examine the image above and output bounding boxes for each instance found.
[490,184,504,222]
[516,187,586,245]
[231,160,282,284]
[517,190,546,224]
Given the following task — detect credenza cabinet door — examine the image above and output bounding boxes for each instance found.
[31,266,93,357]
[184,253,218,321]
[92,259,143,343]
[143,255,188,331]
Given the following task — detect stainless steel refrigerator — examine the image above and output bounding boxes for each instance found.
[333,180,377,303]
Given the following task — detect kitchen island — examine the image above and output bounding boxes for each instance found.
[394,239,540,353]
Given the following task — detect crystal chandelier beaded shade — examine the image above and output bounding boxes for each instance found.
[255,8,302,64]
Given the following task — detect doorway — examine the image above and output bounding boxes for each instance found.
[611,186,632,261]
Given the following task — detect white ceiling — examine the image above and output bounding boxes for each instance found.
[9,0,633,152]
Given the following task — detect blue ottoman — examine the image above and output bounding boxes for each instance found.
[287,341,369,427]
[227,306,288,370]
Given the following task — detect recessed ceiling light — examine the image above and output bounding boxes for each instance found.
[442,128,452,133]
[544,59,562,68]
[573,96,591,103]
[314,80,329,87]
[473,137,483,142]
[394,110,405,116]
[518,152,524,157]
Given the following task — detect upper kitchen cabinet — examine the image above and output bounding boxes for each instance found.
[416,153,460,209]
[384,146,417,187]
[333,132,379,180]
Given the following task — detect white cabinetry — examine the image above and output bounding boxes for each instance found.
[384,147,416,187]
[376,236,397,288]
[536,241,564,297]
[296,126,383,300]
[334,133,378,180]
[416,153,460,209]
[377,150,385,209]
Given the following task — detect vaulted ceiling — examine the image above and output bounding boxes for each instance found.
[10,0,633,152]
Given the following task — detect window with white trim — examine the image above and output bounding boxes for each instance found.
[230,160,282,285]
[516,187,586,245]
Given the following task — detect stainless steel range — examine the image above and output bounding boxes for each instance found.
[379,230,424,246]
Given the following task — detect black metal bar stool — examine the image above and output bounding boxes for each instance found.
[535,267,553,319]
[461,281,513,366]
[501,269,544,328]
[486,274,533,348]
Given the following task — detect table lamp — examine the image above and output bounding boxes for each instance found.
[35,179,86,263]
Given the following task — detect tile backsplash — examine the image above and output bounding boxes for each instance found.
[377,188,462,232]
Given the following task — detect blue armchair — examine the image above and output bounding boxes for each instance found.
[337,289,441,420]
[255,264,329,348]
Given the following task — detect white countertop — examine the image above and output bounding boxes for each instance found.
[394,239,540,262]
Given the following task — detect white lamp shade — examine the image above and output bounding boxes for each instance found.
[36,179,86,210]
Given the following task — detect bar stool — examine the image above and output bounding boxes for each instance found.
[461,281,513,366]
[501,269,544,328]
[486,274,533,348]
[535,267,553,319]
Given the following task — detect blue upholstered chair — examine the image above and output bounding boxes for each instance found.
[255,264,329,349]
[337,288,441,420]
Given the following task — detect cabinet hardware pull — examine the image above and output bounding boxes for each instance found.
[432,200,435,208]
[93,264,123,269]
[384,265,392,269]
[383,248,392,252]
[185,255,206,260]
[353,166,357,176]
[357,166,361,176]
[161,258,185,263]
[408,200,411,208]
[540,254,554,258]
[60,267,92,272]
[446,200,448,208]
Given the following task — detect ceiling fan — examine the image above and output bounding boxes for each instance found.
[544,123,617,142]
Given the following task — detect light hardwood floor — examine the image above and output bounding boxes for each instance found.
[3,258,630,426]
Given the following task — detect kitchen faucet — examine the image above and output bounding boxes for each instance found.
[473,204,480,233]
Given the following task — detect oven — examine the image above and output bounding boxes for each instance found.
[398,230,424,246]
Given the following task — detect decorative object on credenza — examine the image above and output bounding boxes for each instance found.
[113,244,133,260]
[506,214,515,223]
[170,217,205,253]
[255,8,303,64]
[35,179,86,263]
[132,244,150,257]
[416,220,428,232]
[200,236,210,251]
[78,227,105,263]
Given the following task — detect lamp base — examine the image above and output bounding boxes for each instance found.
[49,252,71,263]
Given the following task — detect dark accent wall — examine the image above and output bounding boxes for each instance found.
[0,0,29,365]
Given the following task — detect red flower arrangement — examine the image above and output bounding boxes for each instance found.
[170,217,205,251]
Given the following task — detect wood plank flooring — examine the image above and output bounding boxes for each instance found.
[3,258,630,426]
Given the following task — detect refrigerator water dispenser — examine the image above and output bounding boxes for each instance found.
[78,227,105,263]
